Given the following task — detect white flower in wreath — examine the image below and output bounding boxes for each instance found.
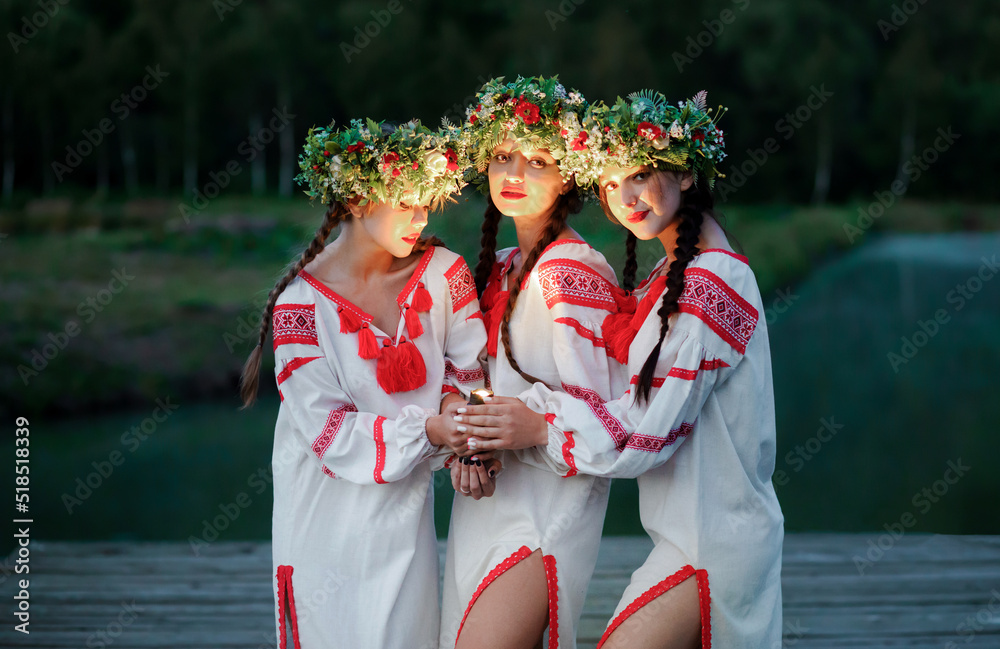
[423,151,449,176]
[328,155,343,175]
[651,136,670,150]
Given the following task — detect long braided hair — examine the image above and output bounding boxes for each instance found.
[488,190,583,386]
[239,202,349,408]
[473,196,503,297]
[601,173,716,403]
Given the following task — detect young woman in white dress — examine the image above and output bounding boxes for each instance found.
[439,76,628,649]
[457,92,784,648]
[240,119,487,649]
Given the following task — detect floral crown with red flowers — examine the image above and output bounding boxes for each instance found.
[562,90,728,191]
[296,118,468,207]
[461,75,590,194]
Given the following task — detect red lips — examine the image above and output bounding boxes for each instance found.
[499,186,527,200]
[627,210,649,224]
[402,233,420,244]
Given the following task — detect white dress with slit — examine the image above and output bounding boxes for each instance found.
[519,249,784,648]
[270,246,486,649]
[439,240,628,649]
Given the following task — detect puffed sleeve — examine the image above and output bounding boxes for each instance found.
[273,298,438,485]
[520,256,761,478]
[512,245,629,475]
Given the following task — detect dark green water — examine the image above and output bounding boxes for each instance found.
[3,232,998,550]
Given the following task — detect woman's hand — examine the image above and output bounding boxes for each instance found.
[426,400,471,454]
[451,455,503,500]
[452,396,549,452]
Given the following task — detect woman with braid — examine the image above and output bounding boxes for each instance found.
[239,119,488,649]
[458,92,784,648]
[439,76,627,649]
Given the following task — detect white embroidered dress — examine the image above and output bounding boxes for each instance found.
[440,240,628,649]
[270,246,486,649]
[519,249,784,648]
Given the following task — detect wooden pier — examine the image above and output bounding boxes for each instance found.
[2,534,999,647]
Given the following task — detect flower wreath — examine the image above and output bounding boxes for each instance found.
[562,89,727,191]
[295,118,468,207]
[461,75,590,194]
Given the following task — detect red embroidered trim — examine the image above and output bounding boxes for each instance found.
[398,247,436,308]
[596,564,697,649]
[629,375,665,388]
[442,384,461,395]
[699,248,749,265]
[561,430,578,478]
[456,546,534,646]
[276,356,321,385]
[562,383,628,451]
[626,421,694,453]
[272,304,318,350]
[554,317,607,349]
[298,271,372,324]
[276,565,302,649]
[444,359,486,384]
[321,466,336,479]
[537,258,617,311]
[445,256,477,313]
[466,311,484,322]
[678,268,758,355]
[696,568,712,648]
[373,416,387,484]
[666,358,731,381]
[311,404,358,460]
[542,554,560,649]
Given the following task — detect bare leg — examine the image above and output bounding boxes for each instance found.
[455,549,549,649]
[601,574,701,649]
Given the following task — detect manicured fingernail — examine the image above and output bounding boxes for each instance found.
[457,425,467,432]
[457,407,467,413]
[468,439,478,449]
[475,459,482,467]
[483,396,493,402]
[470,455,479,462]
[489,470,496,478]
[453,415,463,422]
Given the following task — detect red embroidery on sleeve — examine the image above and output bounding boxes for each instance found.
[444,359,486,384]
[562,383,628,451]
[311,404,358,460]
[321,466,337,479]
[273,304,318,350]
[441,384,461,395]
[626,421,694,453]
[373,416,387,484]
[630,375,666,388]
[276,356,321,385]
[561,430,578,478]
[445,257,477,313]
[665,358,731,381]
[678,268,758,354]
[554,317,607,349]
[537,259,617,311]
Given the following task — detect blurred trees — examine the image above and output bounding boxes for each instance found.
[5,0,996,204]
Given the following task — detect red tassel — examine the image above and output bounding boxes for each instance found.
[358,324,379,360]
[395,340,427,392]
[411,282,433,312]
[338,307,362,334]
[376,342,400,393]
[404,306,424,340]
[602,312,637,365]
[634,277,668,328]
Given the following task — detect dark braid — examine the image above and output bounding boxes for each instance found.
[239,202,349,408]
[474,197,503,296]
[500,190,583,386]
[623,231,639,292]
[634,180,714,403]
